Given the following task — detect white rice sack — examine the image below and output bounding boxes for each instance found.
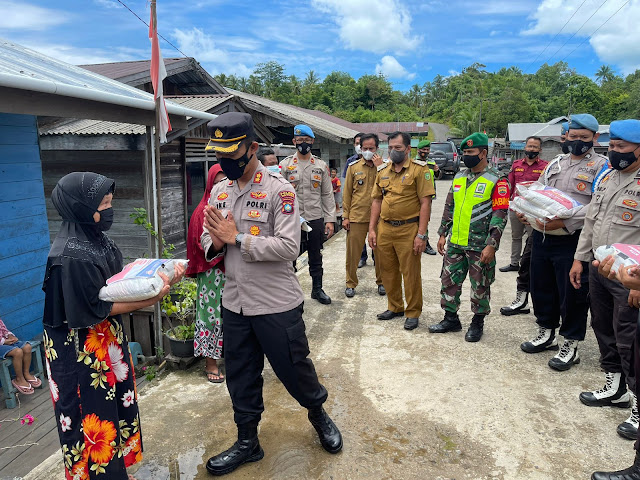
[99,259,189,302]
[300,216,312,232]
[509,197,570,236]
[516,182,583,219]
[594,244,640,274]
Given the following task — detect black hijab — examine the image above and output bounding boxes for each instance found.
[43,172,123,329]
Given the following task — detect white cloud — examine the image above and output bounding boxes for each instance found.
[375,55,416,80]
[311,0,422,54]
[172,27,253,77]
[19,42,140,65]
[524,0,640,73]
[93,0,123,9]
[447,69,460,77]
[0,2,69,31]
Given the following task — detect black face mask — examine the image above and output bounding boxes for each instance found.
[608,149,639,171]
[561,142,570,154]
[296,142,312,155]
[524,150,539,159]
[96,207,114,231]
[220,150,251,180]
[463,154,482,168]
[566,139,593,156]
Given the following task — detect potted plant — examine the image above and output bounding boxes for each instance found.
[161,279,197,357]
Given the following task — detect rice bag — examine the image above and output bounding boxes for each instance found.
[509,197,570,236]
[516,182,583,219]
[594,244,640,274]
[300,216,312,232]
[99,258,189,302]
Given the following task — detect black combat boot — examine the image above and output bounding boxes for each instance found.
[592,450,640,480]
[428,311,462,333]
[311,276,331,304]
[206,423,264,476]
[465,314,485,342]
[308,407,343,454]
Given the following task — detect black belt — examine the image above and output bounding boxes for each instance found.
[383,217,419,227]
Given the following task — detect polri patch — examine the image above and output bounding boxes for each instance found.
[247,210,261,218]
[622,211,634,222]
[623,199,638,208]
[586,161,596,166]
[217,192,229,200]
[313,182,319,188]
[279,191,295,215]
[251,191,267,199]
[250,225,261,236]
[576,182,587,191]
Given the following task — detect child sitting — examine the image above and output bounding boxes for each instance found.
[0,318,41,395]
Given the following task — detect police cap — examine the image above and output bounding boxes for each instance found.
[610,119,640,144]
[461,132,489,150]
[568,114,599,133]
[293,124,315,138]
[205,112,254,153]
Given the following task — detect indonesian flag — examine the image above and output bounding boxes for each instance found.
[149,7,171,143]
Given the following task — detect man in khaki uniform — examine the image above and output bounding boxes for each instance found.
[200,113,342,476]
[369,131,435,331]
[570,119,640,441]
[279,124,336,304]
[343,133,385,297]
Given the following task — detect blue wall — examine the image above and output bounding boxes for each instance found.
[0,113,50,341]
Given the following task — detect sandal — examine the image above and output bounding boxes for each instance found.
[11,379,34,395]
[27,377,42,388]
[205,370,225,384]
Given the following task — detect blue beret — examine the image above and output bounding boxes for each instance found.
[610,119,640,144]
[568,113,599,133]
[561,122,569,134]
[293,124,315,138]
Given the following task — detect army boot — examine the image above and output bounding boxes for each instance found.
[500,290,530,316]
[580,372,631,408]
[465,314,485,342]
[428,311,462,334]
[618,393,639,440]
[206,423,264,476]
[591,451,640,480]
[311,276,331,304]
[521,327,558,353]
[308,407,343,454]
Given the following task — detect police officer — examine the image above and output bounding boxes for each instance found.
[280,125,336,304]
[201,113,342,476]
[343,133,385,297]
[520,114,608,371]
[416,139,440,255]
[571,119,640,440]
[369,131,435,331]
[429,133,510,342]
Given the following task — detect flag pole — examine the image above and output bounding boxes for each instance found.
[151,0,164,258]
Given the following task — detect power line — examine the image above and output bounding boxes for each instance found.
[541,0,609,66]
[113,0,189,57]
[561,0,631,62]
[524,0,589,73]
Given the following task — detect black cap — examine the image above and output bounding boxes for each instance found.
[205,112,255,154]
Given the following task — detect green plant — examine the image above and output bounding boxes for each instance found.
[162,279,197,341]
[130,207,175,258]
[142,365,157,381]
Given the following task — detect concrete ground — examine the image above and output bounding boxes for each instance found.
[30,179,633,480]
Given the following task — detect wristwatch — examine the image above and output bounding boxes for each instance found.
[235,233,245,248]
[416,233,427,240]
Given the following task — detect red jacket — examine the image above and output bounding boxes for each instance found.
[508,157,549,199]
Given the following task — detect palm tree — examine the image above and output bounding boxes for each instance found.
[407,84,422,109]
[304,70,320,87]
[595,65,615,85]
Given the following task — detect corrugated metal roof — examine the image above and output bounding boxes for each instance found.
[354,122,429,134]
[228,89,359,142]
[80,58,184,80]
[508,122,610,141]
[41,95,232,136]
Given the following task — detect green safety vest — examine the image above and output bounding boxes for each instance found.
[450,171,499,247]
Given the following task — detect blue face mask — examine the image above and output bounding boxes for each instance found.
[266,165,280,174]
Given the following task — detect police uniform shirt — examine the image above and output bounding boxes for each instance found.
[201,164,304,316]
[371,159,435,221]
[575,167,640,262]
[541,149,608,233]
[279,154,336,223]
[342,158,378,223]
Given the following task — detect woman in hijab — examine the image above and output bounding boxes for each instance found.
[43,172,184,480]
[186,164,226,383]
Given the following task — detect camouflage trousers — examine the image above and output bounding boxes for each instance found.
[440,245,496,315]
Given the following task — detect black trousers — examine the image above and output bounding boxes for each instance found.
[590,264,638,391]
[516,234,532,292]
[301,218,325,278]
[634,312,640,452]
[222,303,328,426]
[530,230,589,340]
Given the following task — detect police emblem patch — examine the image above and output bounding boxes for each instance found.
[247,210,261,218]
[287,165,296,171]
[586,160,595,167]
[217,192,228,200]
[250,225,260,236]
[576,182,587,191]
[622,211,634,221]
[279,191,295,215]
[623,199,638,208]
[214,129,223,139]
[467,139,473,147]
[425,172,431,180]
[498,185,507,196]
[577,174,590,181]
[313,182,319,188]
[290,176,295,180]
[250,191,267,199]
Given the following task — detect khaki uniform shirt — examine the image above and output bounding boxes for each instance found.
[371,158,435,221]
[279,154,336,223]
[575,167,640,262]
[540,149,608,233]
[201,164,304,316]
[342,158,378,223]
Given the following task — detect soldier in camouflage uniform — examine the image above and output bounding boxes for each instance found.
[429,133,510,342]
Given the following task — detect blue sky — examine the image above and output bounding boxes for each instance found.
[2,0,639,91]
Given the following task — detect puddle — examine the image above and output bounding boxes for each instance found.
[133,445,206,480]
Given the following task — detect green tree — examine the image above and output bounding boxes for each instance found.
[595,65,616,85]
[254,61,286,98]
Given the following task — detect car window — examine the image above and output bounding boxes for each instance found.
[430,143,453,153]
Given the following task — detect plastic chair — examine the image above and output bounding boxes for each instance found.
[0,340,45,409]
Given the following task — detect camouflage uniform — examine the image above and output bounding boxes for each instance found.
[437,166,510,314]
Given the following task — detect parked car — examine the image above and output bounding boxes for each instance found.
[428,141,460,176]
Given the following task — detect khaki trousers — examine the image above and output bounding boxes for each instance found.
[345,222,382,288]
[377,220,422,318]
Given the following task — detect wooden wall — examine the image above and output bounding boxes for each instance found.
[0,113,50,341]
[160,138,187,258]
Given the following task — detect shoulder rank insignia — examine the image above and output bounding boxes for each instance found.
[253,172,263,184]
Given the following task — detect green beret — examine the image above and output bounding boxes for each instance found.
[461,132,488,150]
[417,140,431,149]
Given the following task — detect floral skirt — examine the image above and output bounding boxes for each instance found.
[194,267,225,359]
[44,317,142,480]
